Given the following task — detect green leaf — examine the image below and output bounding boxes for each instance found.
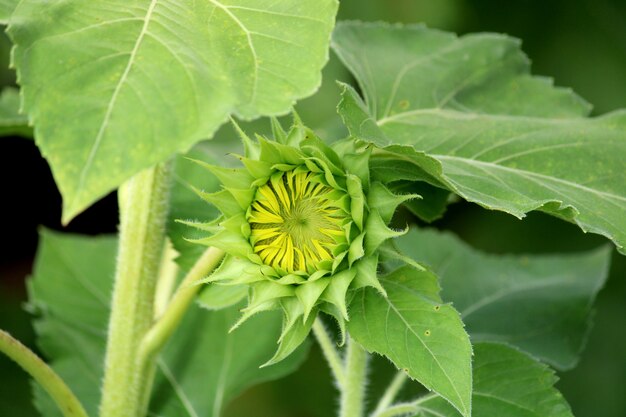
[28,229,307,417]
[0,87,31,137]
[348,266,472,417]
[28,230,116,417]
[333,22,626,255]
[413,342,573,417]
[149,305,308,417]
[9,0,338,222]
[0,0,18,23]
[396,228,611,370]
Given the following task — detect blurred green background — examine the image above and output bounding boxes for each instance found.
[1,0,625,416]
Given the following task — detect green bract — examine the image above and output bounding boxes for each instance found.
[189,119,413,364]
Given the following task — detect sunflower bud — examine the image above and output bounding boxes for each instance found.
[189,118,413,365]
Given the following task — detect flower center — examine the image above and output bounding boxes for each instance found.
[248,170,347,274]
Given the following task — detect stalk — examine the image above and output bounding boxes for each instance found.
[339,337,368,417]
[371,403,418,417]
[153,239,180,318]
[138,246,225,377]
[0,330,89,417]
[371,371,408,416]
[99,162,172,417]
[135,238,179,416]
[371,394,437,417]
[312,318,346,388]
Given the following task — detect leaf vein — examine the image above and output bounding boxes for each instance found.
[207,0,259,104]
[383,292,467,413]
[74,0,160,208]
[157,359,200,417]
[436,155,626,204]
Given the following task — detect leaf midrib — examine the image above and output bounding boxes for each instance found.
[379,279,470,416]
[207,0,259,104]
[457,278,581,318]
[373,103,625,206]
[473,391,537,415]
[157,358,200,417]
[212,318,234,417]
[436,156,626,204]
[377,107,582,126]
[74,0,159,208]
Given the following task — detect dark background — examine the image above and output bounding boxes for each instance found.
[1,0,625,416]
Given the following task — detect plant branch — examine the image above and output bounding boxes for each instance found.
[99,162,173,417]
[371,394,438,417]
[339,336,368,417]
[135,246,224,414]
[138,246,225,364]
[0,329,89,417]
[370,370,408,416]
[371,403,417,417]
[153,239,180,319]
[312,318,345,388]
[135,237,179,415]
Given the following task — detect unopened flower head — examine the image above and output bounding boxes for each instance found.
[249,169,349,274]
[188,118,413,365]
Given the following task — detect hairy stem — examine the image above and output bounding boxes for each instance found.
[0,329,88,417]
[371,394,437,417]
[136,246,225,412]
[138,246,225,365]
[371,371,408,416]
[340,337,368,417]
[136,238,180,416]
[99,162,172,417]
[153,239,180,319]
[312,318,345,388]
[371,403,417,417]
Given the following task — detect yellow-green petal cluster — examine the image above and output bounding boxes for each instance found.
[189,118,413,365]
[249,170,349,274]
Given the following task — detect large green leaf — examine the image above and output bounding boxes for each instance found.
[149,304,306,417]
[396,229,611,370]
[333,22,626,255]
[8,0,338,222]
[0,0,18,23]
[28,229,307,417]
[27,231,116,417]
[348,266,472,417]
[412,342,573,417]
[0,87,31,137]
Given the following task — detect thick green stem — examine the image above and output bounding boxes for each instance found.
[0,330,88,417]
[339,337,368,417]
[312,318,346,388]
[371,371,408,416]
[99,163,172,417]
